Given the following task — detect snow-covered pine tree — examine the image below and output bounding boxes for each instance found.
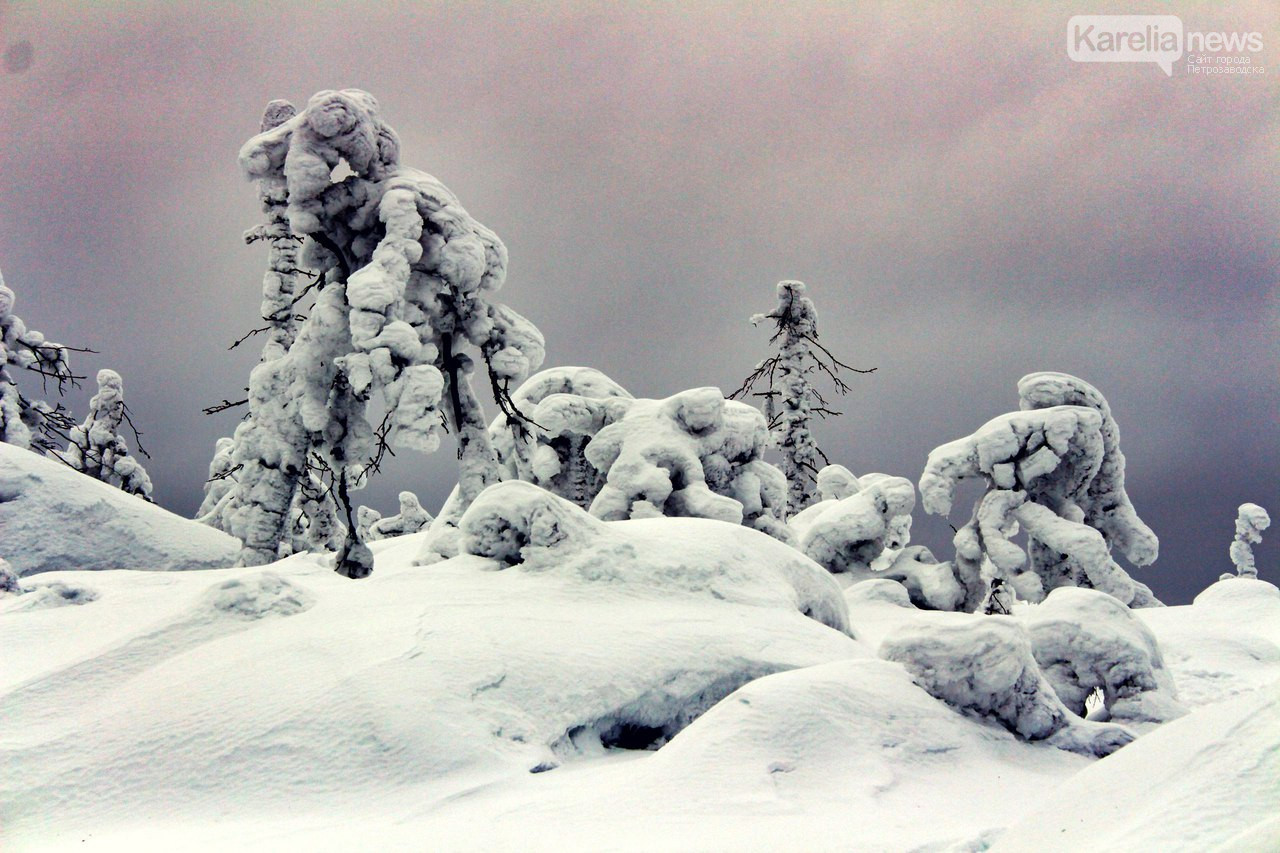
[61,369,153,500]
[0,269,82,452]
[1227,503,1270,580]
[227,90,544,576]
[731,280,872,515]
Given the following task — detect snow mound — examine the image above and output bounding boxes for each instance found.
[1,579,99,612]
[991,683,1280,852]
[1137,577,1280,708]
[460,481,851,633]
[198,572,314,620]
[0,443,239,575]
[880,614,1135,756]
[1024,587,1185,725]
[406,659,1093,851]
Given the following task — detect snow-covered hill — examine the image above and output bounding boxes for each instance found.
[1,513,1276,851]
[0,443,238,575]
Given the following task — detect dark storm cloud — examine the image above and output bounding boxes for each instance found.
[0,1,1275,602]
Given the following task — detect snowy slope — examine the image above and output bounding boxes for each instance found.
[991,684,1280,852]
[0,518,858,849]
[0,443,238,575]
[1,519,1276,851]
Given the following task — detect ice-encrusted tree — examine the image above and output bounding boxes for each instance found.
[731,281,873,515]
[60,369,153,500]
[0,270,84,452]
[1225,503,1270,580]
[918,372,1159,611]
[224,89,543,576]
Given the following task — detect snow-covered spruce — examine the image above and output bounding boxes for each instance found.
[228,89,544,575]
[0,270,78,452]
[732,281,871,514]
[798,474,915,575]
[60,369,153,501]
[355,505,381,543]
[199,102,304,531]
[195,437,237,529]
[491,366,634,507]
[1022,587,1185,725]
[918,372,1159,611]
[416,367,633,563]
[581,387,792,543]
[365,491,432,540]
[880,615,1135,756]
[1224,502,1269,580]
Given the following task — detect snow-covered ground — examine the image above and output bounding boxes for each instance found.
[2,502,1276,851]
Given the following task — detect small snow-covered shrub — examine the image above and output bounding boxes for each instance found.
[0,557,19,596]
[880,615,1134,756]
[1022,587,1185,725]
[584,387,791,542]
[198,572,314,621]
[919,372,1159,611]
[366,491,433,540]
[1224,502,1270,580]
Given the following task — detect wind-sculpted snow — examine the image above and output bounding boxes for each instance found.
[919,373,1159,611]
[0,443,238,575]
[880,615,1135,756]
[584,387,791,542]
[1023,587,1185,725]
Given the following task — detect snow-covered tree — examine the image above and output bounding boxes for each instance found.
[731,281,873,515]
[60,369,153,500]
[918,372,1159,611]
[0,557,19,596]
[355,505,382,543]
[0,270,81,452]
[225,89,544,576]
[880,614,1135,756]
[797,474,915,575]
[1226,503,1270,579]
[367,491,433,540]
[196,437,238,528]
[583,386,792,542]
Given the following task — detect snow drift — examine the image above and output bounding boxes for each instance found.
[0,443,239,575]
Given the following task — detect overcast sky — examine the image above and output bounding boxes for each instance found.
[1,1,1276,603]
